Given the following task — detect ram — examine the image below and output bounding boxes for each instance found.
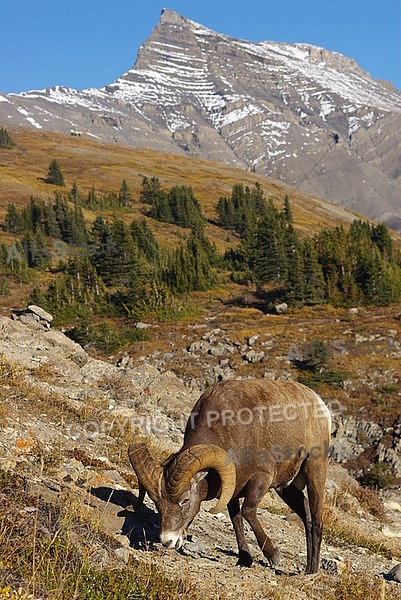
[128,379,331,573]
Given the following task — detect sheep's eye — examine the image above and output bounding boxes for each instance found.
[179,498,189,507]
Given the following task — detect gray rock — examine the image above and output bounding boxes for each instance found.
[275,303,288,315]
[135,322,151,329]
[321,558,340,574]
[28,304,54,322]
[208,343,233,357]
[114,547,131,564]
[248,335,259,346]
[185,539,207,553]
[243,350,266,363]
[385,563,401,583]
[188,341,203,353]
[117,354,130,367]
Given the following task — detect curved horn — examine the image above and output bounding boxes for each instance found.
[165,444,236,514]
[128,443,163,505]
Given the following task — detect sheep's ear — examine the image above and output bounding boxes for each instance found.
[193,470,208,484]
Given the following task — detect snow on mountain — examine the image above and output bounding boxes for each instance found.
[1,8,401,229]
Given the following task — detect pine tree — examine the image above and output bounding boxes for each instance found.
[21,231,51,270]
[167,186,204,228]
[70,182,81,203]
[93,217,149,290]
[45,160,65,186]
[140,176,164,204]
[247,209,288,288]
[118,180,132,207]
[45,257,106,310]
[301,238,326,304]
[286,242,305,302]
[5,241,29,282]
[371,223,393,260]
[0,127,15,149]
[160,229,216,294]
[4,203,22,233]
[217,183,267,235]
[130,219,159,262]
[283,195,293,226]
[42,203,61,238]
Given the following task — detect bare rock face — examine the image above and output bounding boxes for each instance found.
[1,9,401,229]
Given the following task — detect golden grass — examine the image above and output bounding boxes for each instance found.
[0,469,202,600]
[1,125,388,242]
[323,505,401,559]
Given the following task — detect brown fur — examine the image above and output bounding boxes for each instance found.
[129,379,331,573]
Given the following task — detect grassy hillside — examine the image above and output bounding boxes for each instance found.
[1,126,401,378]
[0,126,361,238]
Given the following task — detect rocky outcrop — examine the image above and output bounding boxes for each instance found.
[332,415,401,480]
[1,312,401,598]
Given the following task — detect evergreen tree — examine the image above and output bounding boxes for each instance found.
[72,199,88,244]
[150,190,172,222]
[283,195,293,226]
[22,196,45,233]
[301,238,326,304]
[140,176,164,204]
[217,183,267,235]
[70,182,81,203]
[286,242,305,302]
[118,180,132,206]
[4,203,22,233]
[45,256,106,310]
[247,205,288,288]
[167,185,204,228]
[0,127,15,149]
[53,193,87,243]
[93,217,149,290]
[316,226,352,304]
[371,223,393,260]
[0,244,8,269]
[86,187,98,209]
[160,229,217,293]
[21,231,51,270]
[91,215,110,241]
[130,219,159,262]
[45,159,65,186]
[150,185,204,228]
[42,203,61,238]
[4,241,29,282]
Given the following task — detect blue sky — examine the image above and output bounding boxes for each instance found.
[1,0,400,94]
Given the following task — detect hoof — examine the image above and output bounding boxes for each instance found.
[237,550,253,567]
[267,548,281,567]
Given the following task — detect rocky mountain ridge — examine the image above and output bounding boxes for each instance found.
[1,9,401,229]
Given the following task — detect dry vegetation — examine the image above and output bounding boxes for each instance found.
[0,126,364,235]
[1,339,401,599]
[1,126,401,599]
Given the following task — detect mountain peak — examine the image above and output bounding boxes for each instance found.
[1,11,401,230]
[159,8,192,27]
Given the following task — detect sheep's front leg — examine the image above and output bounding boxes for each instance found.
[227,498,253,567]
[241,476,280,567]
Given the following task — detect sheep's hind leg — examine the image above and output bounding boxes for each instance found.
[276,482,312,570]
[241,475,280,567]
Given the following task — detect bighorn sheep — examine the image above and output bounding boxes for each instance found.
[128,379,331,573]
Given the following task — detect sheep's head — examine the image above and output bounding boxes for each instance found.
[128,443,236,550]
